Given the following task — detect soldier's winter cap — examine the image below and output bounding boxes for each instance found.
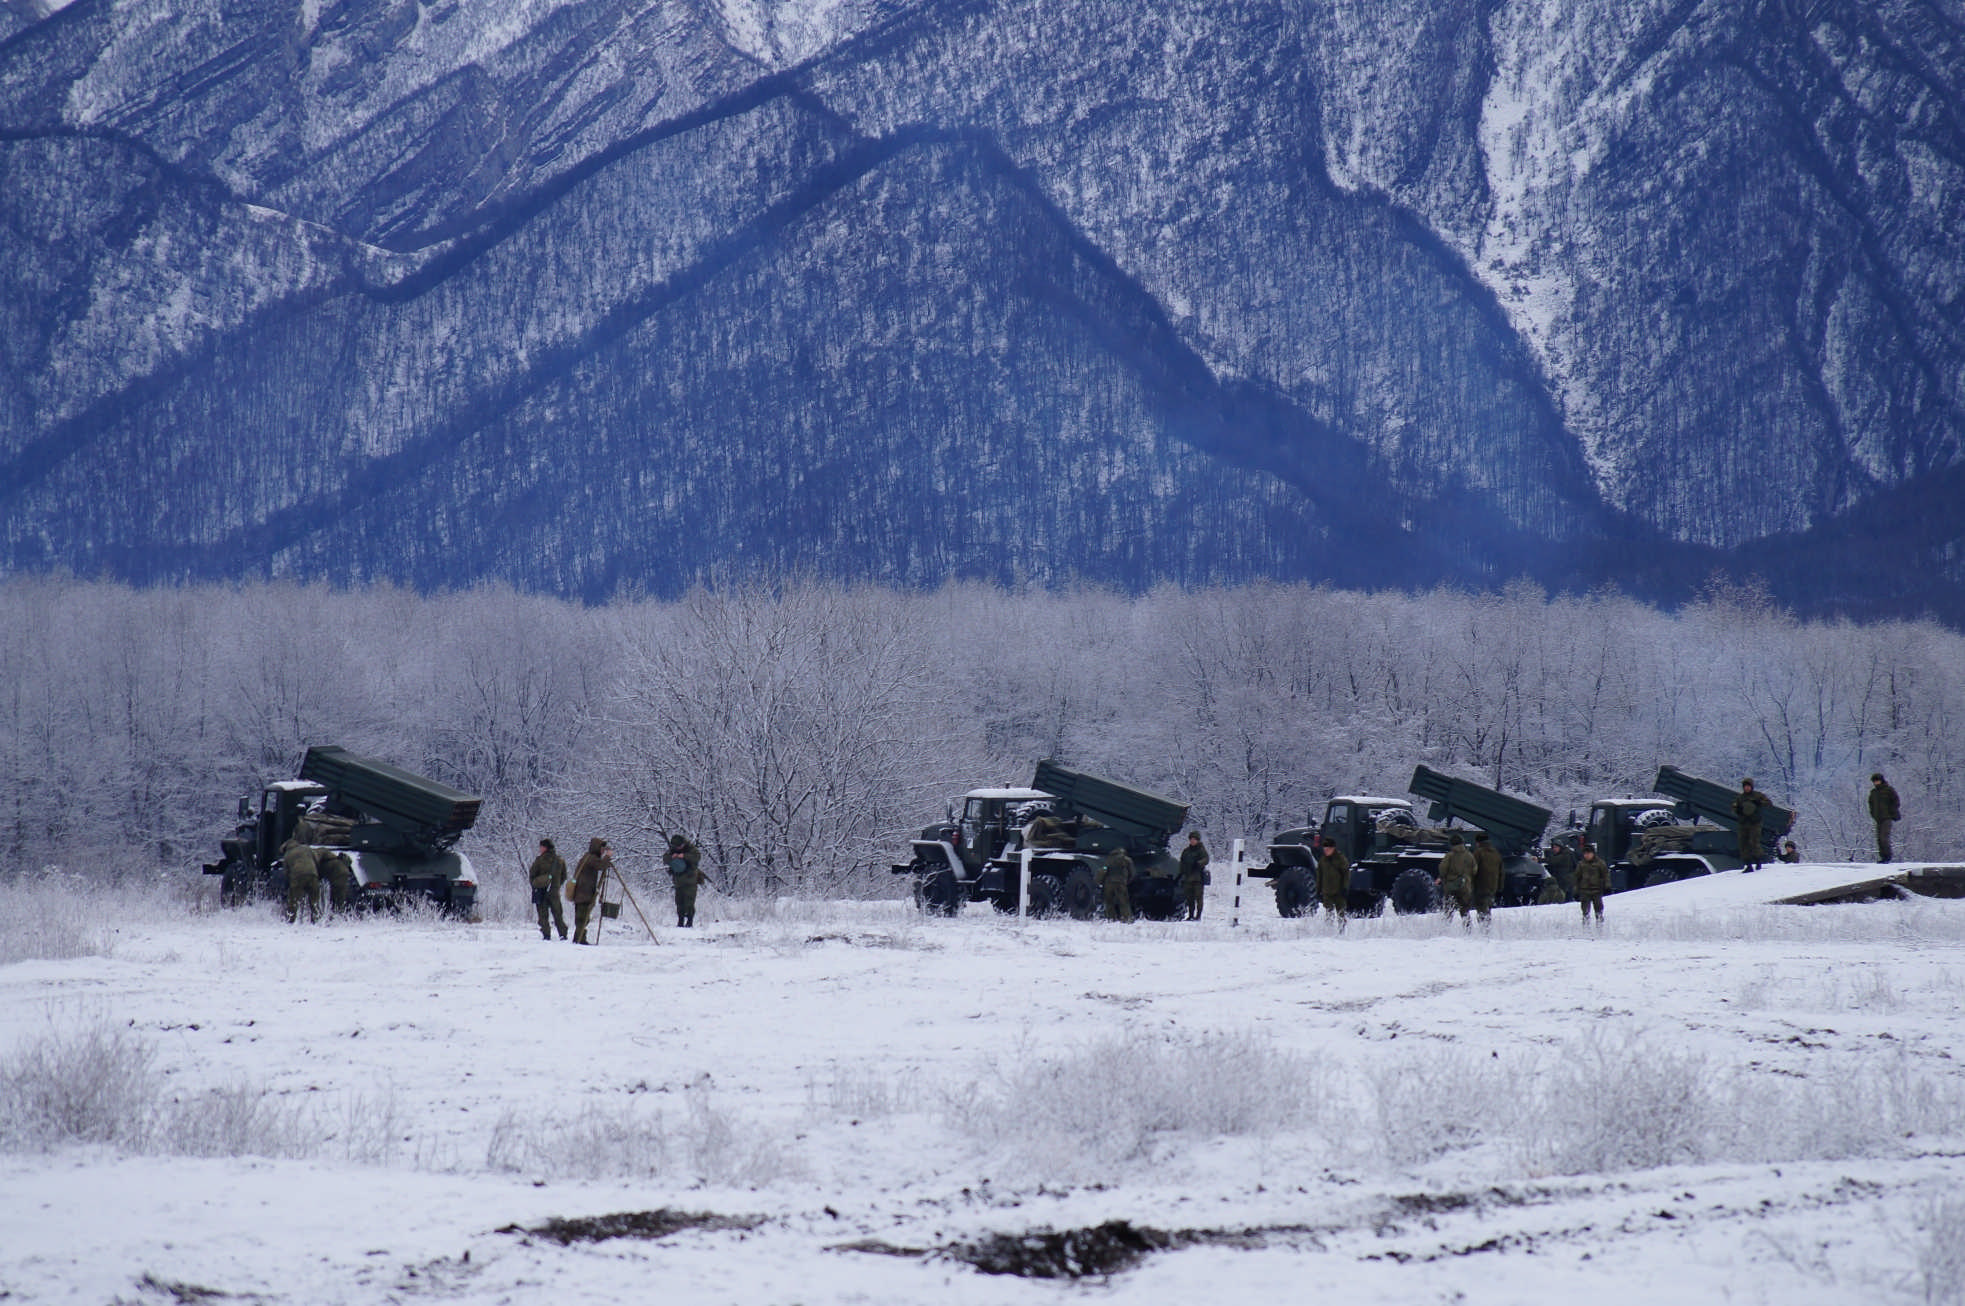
[1872,773,1886,782]
[1448,834,1463,845]
[1474,831,1490,842]
[1742,778,1755,786]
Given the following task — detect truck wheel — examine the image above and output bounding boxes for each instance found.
[1274,867,1312,918]
[1028,873,1062,918]
[1643,864,1680,889]
[219,859,254,908]
[913,868,961,916]
[1062,867,1099,920]
[1389,867,1437,915]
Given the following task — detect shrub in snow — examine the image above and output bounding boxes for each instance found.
[485,1087,800,1187]
[1367,1047,1514,1169]
[0,1021,315,1160]
[807,1063,926,1121]
[486,1102,670,1180]
[0,879,112,964]
[157,1082,319,1160]
[1521,1025,1715,1175]
[1910,1195,1965,1306]
[0,1022,157,1151]
[954,1030,1327,1177]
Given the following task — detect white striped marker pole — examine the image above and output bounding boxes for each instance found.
[1019,847,1032,919]
[1231,838,1244,929]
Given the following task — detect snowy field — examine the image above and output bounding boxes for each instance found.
[4,867,1965,1305]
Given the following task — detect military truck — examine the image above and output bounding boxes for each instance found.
[1251,765,1553,916]
[203,745,482,916]
[893,761,1190,919]
[1558,766,1796,891]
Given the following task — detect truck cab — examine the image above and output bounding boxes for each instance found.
[1319,797,1421,863]
[1562,799,1678,891]
[951,788,1055,872]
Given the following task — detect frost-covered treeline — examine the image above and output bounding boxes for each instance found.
[0,576,1958,890]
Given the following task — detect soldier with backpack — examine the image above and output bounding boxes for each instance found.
[666,833,708,927]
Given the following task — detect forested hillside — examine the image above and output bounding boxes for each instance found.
[3,1,1962,614]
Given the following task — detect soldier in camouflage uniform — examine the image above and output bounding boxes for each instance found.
[667,833,708,927]
[1178,832,1209,921]
[1437,834,1475,927]
[1573,844,1609,923]
[1471,832,1503,924]
[1541,839,1576,902]
[1099,847,1134,923]
[321,850,355,914]
[569,837,608,944]
[1315,836,1349,929]
[1732,779,1773,872]
[281,838,321,924]
[529,838,568,940]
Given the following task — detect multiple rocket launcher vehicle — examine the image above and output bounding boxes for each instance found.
[897,761,1796,919]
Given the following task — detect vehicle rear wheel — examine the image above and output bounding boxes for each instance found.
[219,858,254,908]
[1642,864,1681,889]
[1062,867,1099,920]
[1027,872,1062,918]
[1274,867,1313,918]
[1389,867,1438,915]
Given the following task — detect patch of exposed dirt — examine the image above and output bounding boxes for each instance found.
[952,1221,1173,1277]
[835,1220,1334,1278]
[498,1209,763,1245]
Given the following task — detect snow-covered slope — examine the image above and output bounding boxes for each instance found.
[2,1,1961,610]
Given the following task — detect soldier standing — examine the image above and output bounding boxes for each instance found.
[1315,836,1349,929]
[321,850,354,915]
[570,837,609,944]
[1437,834,1475,927]
[1099,847,1135,923]
[529,838,568,940]
[1470,832,1502,925]
[667,833,708,927]
[1178,832,1209,921]
[1574,844,1609,923]
[1732,779,1772,872]
[1541,839,1576,902]
[281,838,321,924]
[1869,774,1901,863]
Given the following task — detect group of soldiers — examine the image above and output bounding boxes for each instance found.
[1094,830,1214,923]
[524,833,709,943]
[276,836,356,923]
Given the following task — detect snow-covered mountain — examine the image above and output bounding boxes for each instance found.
[2,0,1961,613]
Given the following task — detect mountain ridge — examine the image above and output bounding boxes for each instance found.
[2,0,1960,616]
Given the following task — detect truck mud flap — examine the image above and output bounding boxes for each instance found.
[910,840,967,878]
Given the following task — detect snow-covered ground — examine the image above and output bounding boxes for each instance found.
[4,866,1964,1304]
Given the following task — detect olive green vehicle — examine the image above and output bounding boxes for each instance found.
[203,746,482,916]
[893,762,1191,920]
